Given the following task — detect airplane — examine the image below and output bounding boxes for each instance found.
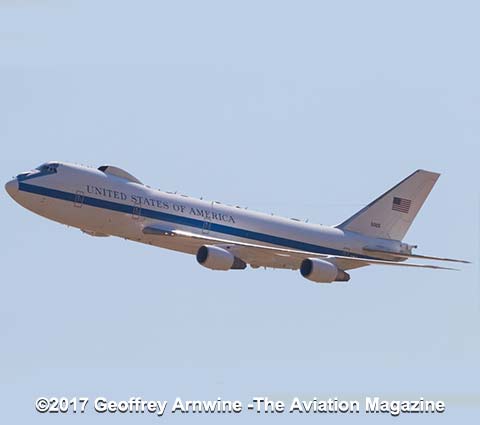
[5,162,469,283]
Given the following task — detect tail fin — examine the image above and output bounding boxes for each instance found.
[337,169,440,241]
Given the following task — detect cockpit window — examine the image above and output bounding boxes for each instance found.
[36,163,59,174]
[16,162,60,182]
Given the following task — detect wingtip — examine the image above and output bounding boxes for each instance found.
[446,258,471,264]
[431,265,460,271]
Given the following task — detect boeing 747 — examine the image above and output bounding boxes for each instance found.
[5,162,469,283]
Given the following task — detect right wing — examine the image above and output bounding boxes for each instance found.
[143,225,459,272]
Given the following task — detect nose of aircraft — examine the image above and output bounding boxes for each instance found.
[5,178,18,198]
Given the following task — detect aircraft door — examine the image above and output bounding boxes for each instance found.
[132,204,143,221]
[201,201,214,234]
[74,190,84,208]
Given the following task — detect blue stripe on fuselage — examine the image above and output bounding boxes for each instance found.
[18,181,376,259]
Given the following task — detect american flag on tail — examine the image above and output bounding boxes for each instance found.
[392,197,411,213]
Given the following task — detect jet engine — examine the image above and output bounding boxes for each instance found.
[196,245,247,270]
[300,258,350,283]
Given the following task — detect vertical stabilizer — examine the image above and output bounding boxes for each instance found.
[337,170,440,241]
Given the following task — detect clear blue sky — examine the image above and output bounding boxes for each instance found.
[1,1,479,423]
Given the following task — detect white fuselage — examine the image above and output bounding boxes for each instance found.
[5,162,404,268]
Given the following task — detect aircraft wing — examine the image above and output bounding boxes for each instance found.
[142,225,458,271]
[362,247,470,264]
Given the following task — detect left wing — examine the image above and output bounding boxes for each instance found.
[142,225,458,271]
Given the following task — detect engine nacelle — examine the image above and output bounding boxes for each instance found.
[196,245,247,271]
[300,258,350,283]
